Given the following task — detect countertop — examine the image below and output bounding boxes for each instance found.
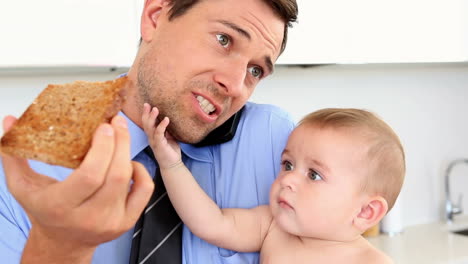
[367,216,468,264]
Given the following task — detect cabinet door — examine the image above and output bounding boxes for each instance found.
[2,0,466,67]
[0,0,140,68]
[277,0,468,64]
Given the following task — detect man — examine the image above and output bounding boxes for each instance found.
[0,0,298,263]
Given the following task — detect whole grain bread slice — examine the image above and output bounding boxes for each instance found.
[0,76,127,168]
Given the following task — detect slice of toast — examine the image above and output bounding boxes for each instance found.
[0,76,127,169]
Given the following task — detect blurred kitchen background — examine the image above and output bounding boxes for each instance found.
[1,0,468,256]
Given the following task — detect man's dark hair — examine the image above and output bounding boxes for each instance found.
[166,0,298,55]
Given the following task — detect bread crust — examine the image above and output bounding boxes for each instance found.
[0,76,127,168]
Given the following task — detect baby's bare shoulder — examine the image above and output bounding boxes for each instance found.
[337,238,394,264]
[361,243,394,264]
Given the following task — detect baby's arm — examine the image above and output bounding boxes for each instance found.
[141,104,273,252]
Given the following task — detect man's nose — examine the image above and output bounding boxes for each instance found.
[213,59,246,97]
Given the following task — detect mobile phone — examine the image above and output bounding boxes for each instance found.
[195,106,244,147]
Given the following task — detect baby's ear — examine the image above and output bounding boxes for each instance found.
[353,196,388,233]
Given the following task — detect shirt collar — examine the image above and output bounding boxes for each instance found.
[180,143,213,163]
[119,112,148,160]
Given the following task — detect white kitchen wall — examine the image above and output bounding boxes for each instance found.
[1,62,467,228]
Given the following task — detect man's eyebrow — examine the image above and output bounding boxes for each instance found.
[218,20,274,75]
[218,20,251,40]
[264,56,274,75]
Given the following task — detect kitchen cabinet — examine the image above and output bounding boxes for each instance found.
[1,0,467,69]
[0,0,140,68]
[278,0,468,64]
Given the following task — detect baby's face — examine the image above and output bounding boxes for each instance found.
[269,125,370,240]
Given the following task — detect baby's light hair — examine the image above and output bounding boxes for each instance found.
[298,108,405,212]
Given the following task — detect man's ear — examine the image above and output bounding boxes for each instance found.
[353,196,388,232]
[140,0,171,42]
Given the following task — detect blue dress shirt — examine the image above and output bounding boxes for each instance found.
[0,102,295,264]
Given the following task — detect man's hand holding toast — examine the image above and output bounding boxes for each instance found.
[1,115,154,263]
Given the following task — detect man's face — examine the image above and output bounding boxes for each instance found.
[136,0,284,143]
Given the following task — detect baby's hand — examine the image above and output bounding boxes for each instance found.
[141,103,182,169]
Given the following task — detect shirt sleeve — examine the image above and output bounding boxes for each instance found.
[0,160,29,264]
[260,103,296,177]
[0,159,72,264]
[238,102,296,182]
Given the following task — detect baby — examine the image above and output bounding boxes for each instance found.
[142,103,405,264]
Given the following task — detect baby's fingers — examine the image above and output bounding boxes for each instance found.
[155,117,170,139]
[141,103,151,131]
[141,103,159,134]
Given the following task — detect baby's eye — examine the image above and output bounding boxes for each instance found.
[308,169,323,181]
[248,66,264,79]
[282,160,293,171]
[216,33,230,48]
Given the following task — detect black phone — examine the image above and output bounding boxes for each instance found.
[195,106,244,147]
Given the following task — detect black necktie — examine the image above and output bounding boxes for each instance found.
[129,147,182,264]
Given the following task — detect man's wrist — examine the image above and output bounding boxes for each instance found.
[22,226,96,264]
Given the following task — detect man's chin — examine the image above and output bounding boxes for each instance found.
[169,128,207,145]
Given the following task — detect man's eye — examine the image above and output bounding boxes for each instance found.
[282,160,293,171]
[308,169,323,181]
[216,34,230,47]
[248,66,263,79]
